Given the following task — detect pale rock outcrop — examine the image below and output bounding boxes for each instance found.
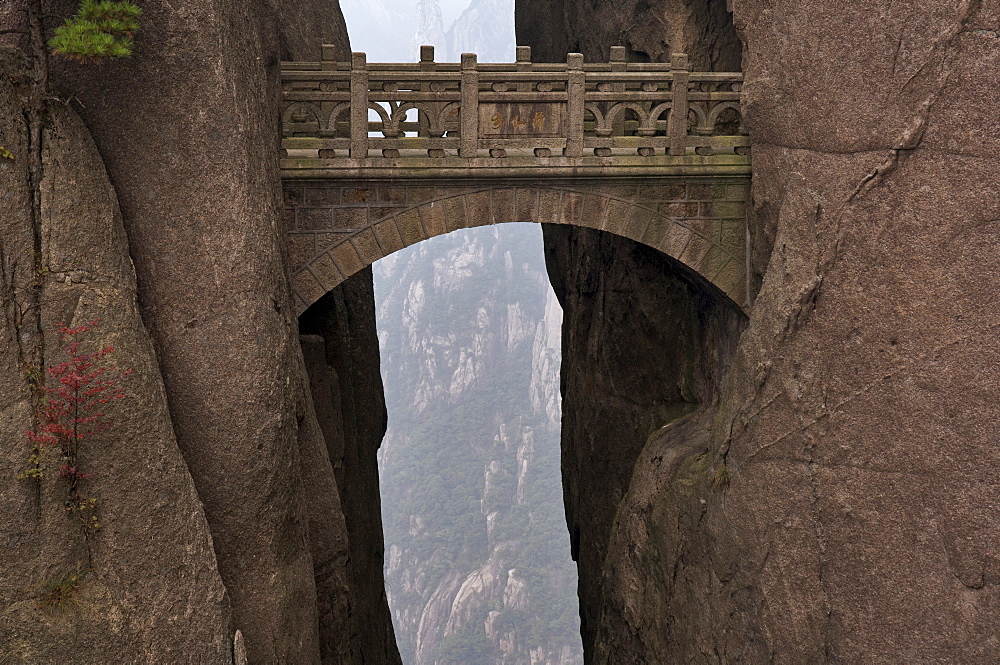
[529,286,563,431]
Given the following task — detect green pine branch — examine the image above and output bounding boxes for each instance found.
[49,1,141,61]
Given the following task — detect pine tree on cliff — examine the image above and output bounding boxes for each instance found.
[49,0,142,61]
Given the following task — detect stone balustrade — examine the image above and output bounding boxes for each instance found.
[279,45,748,175]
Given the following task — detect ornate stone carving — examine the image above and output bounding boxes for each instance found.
[279,46,748,161]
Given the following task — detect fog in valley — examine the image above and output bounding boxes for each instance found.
[342,1,583,664]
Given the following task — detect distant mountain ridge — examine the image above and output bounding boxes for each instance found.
[445,0,515,61]
[374,225,582,665]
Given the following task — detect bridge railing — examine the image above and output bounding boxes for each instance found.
[280,45,748,162]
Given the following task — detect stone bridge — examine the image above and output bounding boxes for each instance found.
[280,46,750,313]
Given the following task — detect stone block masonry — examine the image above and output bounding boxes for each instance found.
[284,177,750,313]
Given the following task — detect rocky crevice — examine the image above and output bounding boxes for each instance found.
[518,3,749,661]
[540,225,747,662]
[300,274,402,665]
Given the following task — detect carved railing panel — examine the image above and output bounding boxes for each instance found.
[280,45,748,163]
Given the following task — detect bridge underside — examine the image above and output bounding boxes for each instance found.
[283,162,750,314]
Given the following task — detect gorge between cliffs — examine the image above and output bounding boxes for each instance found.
[0,0,997,664]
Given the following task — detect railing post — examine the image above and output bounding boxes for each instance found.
[419,45,435,138]
[460,53,479,158]
[420,44,435,67]
[566,52,585,157]
[609,45,626,68]
[321,44,337,71]
[318,44,337,145]
[668,53,689,156]
[516,45,532,93]
[609,46,626,138]
[350,51,369,158]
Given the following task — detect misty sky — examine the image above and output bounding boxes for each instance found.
[341,0,515,62]
[435,0,474,26]
[341,0,470,60]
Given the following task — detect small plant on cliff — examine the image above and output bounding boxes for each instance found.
[48,1,142,61]
[37,567,87,611]
[22,319,131,534]
[712,463,731,491]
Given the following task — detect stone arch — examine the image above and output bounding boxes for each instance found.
[286,182,748,315]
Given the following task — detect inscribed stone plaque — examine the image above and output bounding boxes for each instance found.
[479,103,565,137]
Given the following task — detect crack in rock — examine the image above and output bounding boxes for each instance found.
[848,0,981,202]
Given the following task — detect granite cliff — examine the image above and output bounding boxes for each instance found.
[0,1,396,663]
[0,0,995,663]
[520,0,999,662]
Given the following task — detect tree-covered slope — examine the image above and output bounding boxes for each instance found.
[374,224,581,665]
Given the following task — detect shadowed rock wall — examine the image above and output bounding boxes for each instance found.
[300,276,401,665]
[518,2,747,661]
[516,0,740,69]
[543,228,746,660]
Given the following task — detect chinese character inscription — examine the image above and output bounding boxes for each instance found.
[479,103,565,138]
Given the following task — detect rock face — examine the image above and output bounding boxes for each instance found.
[38,0,327,655]
[521,0,1000,662]
[36,0,357,658]
[516,0,740,69]
[542,227,746,661]
[2,1,395,663]
[0,48,231,664]
[375,225,583,665]
[700,1,1000,660]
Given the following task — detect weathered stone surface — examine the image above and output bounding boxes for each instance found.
[589,411,715,665]
[46,2,317,656]
[0,54,231,663]
[289,182,750,311]
[696,1,1000,659]
[523,0,1000,662]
